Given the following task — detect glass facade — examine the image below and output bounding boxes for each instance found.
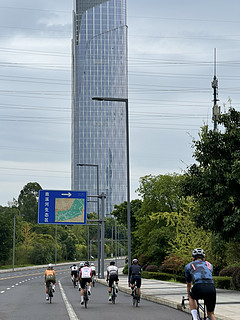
[71,0,128,216]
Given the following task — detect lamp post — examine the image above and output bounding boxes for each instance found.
[77,163,100,277]
[13,215,16,271]
[92,96,131,272]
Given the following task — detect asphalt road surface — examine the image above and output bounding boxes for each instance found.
[0,264,191,320]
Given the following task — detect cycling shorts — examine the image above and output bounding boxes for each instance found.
[108,274,119,287]
[130,275,141,288]
[46,275,55,287]
[190,283,216,313]
[80,278,91,289]
[71,270,78,277]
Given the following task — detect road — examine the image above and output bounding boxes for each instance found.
[0,263,191,320]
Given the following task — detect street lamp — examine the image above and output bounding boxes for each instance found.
[92,96,131,272]
[77,163,100,277]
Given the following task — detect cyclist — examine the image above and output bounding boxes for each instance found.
[79,261,92,305]
[129,258,142,299]
[78,262,84,291]
[91,262,97,284]
[70,263,78,284]
[44,263,56,301]
[185,248,216,320]
[106,261,119,301]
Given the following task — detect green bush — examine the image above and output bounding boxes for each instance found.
[142,271,233,289]
[122,263,128,275]
[142,271,185,283]
[213,276,232,289]
[145,265,159,272]
[232,267,240,290]
[219,266,240,277]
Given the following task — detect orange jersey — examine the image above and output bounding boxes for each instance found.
[45,269,56,279]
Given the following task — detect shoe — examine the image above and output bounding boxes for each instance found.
[109,296,112,301]
[46,295,49,301]
[131,291,134,296]
[80,299,84,305]
[116,287,118,293]
[88,290,91,295]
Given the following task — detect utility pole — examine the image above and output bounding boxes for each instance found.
[211,48,220,131]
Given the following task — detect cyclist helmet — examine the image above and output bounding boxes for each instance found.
[48,263,53,269]
[110,261,115,265]
[91,262,95,266]
[132,258,138,264]
[79,262,84,268]
[192,248,205,258]
[84,261,90,267]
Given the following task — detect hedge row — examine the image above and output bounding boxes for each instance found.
[142,271,233,290]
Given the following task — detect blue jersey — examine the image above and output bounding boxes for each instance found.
[185,260,214,284]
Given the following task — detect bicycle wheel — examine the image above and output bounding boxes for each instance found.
[49,283,53,304]
[134,288,139,307]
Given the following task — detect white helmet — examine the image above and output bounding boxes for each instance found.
[192,248,205,258]
[91,262,94,266]
[79,262,84,267]
[48,263,53,269]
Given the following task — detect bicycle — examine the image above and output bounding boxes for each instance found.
[132,283,140,307]
[48,282,54,304]
[182,296,210,320]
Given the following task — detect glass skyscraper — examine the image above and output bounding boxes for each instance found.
[71,0,128,216]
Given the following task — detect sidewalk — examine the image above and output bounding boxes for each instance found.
[97,273,240,320]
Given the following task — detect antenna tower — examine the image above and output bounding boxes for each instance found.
[211,48,220,131]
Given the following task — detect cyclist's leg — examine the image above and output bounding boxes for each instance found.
[115,274,119,292]
[88,278,92,294]
[130,275,135,295]
[136,277,141,296]
[189,285,199,320]
[80,278,86,304]
[108,276,113,300]
[205,284,216,320]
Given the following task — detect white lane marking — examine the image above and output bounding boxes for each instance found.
[1,291,5,293]
[11,285,15,288]
[59,281,79,320]
[6,288,11,290]
[16,284,19,286]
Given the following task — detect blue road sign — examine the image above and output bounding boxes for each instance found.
[38,190,87,225]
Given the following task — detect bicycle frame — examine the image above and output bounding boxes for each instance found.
[182,296,207,320]
[111,282,116,304]
[83,283,89,308]
[48,282,54,304]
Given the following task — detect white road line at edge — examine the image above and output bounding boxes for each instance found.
[59,281,79,320]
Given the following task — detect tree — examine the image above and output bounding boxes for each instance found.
[133,174,185,264]
[18,182,42,224]
[111,199,142,231]
[30,234,55,264]
[0,207,19,264]
[183,108,240,241]
[137,174,184,214]
[151,197,211,265]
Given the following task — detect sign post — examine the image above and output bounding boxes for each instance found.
[38,190,87,225]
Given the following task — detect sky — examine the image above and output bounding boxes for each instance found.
[1,0,240,206]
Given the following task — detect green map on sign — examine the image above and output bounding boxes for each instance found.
[55,198,85,223]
